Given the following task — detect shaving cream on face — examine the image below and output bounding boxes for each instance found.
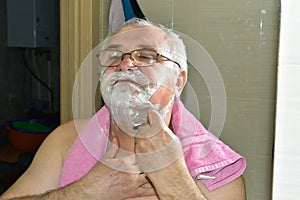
[100,68,177,136]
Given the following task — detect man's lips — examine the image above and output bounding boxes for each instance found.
[113,79,140,85]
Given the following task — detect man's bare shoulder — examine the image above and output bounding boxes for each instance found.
[49,118,91,160]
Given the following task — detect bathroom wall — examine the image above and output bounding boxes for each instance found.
[99,0,280,199]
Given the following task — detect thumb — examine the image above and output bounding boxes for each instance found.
[148,110,164,127]
[136,110,165,139]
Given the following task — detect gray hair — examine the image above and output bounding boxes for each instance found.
[112,18,188,71]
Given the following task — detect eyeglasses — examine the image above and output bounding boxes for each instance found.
[97,48,181,68]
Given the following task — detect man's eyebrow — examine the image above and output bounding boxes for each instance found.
[106,44,122,49]
[137,44,156,49]
[105,44,156,50]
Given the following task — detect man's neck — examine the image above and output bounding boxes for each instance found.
[109,122,135,152]
[108,107,173,152]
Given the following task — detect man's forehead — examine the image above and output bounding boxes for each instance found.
[116,25,165,35]
[107,26,169,50]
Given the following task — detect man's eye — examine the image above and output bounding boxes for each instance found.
[138,54,153,60]
[110,53,120,59]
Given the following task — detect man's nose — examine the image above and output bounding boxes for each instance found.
[117,54,135,71]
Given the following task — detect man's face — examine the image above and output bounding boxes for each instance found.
[99,26,182,135]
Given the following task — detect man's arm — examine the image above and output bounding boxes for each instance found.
[0,121,78,199]
[135,110,246,200]
[1,183,84,200]
[1,122,156,200]
[135,111,207,199]
[197,176,246,200]
[146,157,208,200]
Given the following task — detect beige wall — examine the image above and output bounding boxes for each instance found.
[99,0,280,199]
[60,0,100,122]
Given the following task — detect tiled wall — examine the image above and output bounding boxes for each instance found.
[0,0,60,127]
[137,1,280,200]
[273,1,300,199]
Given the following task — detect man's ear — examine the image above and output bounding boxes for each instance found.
[175,70,187,97]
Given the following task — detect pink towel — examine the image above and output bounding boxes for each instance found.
[59,100,246,191]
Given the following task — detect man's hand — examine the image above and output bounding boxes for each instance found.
[134,110,183,172]
[134,110,207,200]
[76,137,156,200]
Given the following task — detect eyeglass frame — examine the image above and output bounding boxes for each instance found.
[96,48,181,69]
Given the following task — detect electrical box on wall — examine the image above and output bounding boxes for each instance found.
[7,0,55,48]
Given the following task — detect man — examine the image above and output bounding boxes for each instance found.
[1,18,246,199]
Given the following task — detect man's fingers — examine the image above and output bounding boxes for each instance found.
[135,173,149,186]
[136,110,165,139]
[147,110,164,127]
[135,186,156,197]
